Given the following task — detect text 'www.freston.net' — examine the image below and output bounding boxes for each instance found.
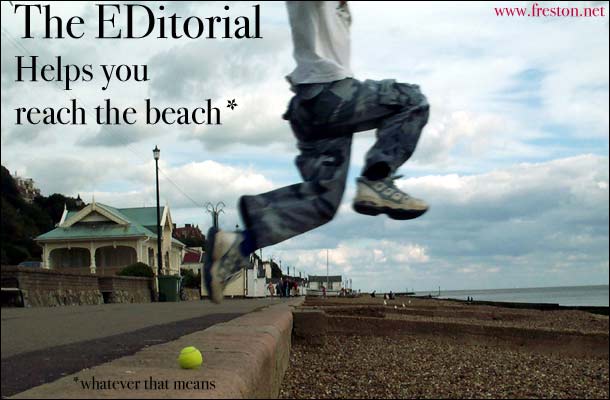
[494,3,606,17]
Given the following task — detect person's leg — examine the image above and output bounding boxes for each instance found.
[295,78,429,175]
[240,78,428,248]
[205,130,351,303]
[205,78,428,303]
[360,81,429,178]
[316,78,430,219]
[239,134,352,249]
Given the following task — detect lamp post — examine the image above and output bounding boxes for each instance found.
[326,249,329,291]
[205,202,225,229]
[153,146,162,277]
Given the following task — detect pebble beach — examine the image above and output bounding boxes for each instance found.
[280,297,609,399]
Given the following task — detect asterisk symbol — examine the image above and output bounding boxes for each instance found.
[227,99,237,110]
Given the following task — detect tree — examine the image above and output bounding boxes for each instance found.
[270,260,282,278]
[0,165,84,265]
[180,268,201,288]
[118,262,154,277]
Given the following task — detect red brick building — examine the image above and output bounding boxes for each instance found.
[173,224,205,246]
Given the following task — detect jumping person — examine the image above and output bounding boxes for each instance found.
[205,1,430,303]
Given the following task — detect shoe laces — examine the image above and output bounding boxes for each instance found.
[384,174,403,187]
[384,175,411,198]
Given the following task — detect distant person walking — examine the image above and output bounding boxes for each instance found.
[284,278,291,297]
[292,280,298,296]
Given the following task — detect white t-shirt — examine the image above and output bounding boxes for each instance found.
[286,1,353,85]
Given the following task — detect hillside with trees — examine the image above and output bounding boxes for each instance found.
[1,165,83,265]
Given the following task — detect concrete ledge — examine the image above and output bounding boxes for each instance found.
[11,298,304,399]
[292,309,327,346]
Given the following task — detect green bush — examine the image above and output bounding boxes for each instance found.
[180,268,201,288]
[117,262,154,277]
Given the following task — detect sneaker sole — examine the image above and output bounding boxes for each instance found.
[353,202,428,220]
[204,226,223,304]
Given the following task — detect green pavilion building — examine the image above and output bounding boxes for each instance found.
[36,200,185,276]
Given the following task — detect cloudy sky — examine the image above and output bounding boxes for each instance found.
[1,1,608,292]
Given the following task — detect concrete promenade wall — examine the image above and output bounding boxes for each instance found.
[11,298,304,399]
[182,287,201,301]
[1,266,103,307]
[1,266,154,307]
[98,276,153,304]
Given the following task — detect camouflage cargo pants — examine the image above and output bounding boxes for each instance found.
[239,77,430,249]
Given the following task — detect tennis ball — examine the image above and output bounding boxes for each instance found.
[178,346,203,369]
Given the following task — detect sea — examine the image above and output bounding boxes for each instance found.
[415,285,609,307]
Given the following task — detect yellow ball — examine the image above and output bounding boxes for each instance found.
[178,346,203,369]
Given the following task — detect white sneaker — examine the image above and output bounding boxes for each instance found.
[353,176,429,220]
[203,227,247,304]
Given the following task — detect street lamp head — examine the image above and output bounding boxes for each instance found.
[153,145,160,160]
[205,201,226,213]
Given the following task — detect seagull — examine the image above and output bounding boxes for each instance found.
[408,300,412,304]
[394,305,397,309]
[383,300,387,306]
[402,303,406,308]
